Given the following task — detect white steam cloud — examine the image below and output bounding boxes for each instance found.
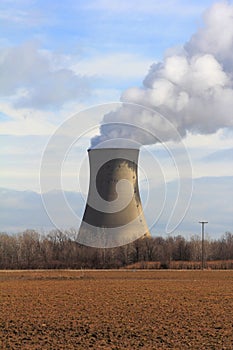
[91,2,233,148]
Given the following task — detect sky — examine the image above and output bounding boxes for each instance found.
[1,0,233,238]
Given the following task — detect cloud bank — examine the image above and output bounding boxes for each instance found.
[0,41,90,109]
[91,2,233,148]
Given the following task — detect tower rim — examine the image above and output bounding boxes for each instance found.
[88,147,139,152]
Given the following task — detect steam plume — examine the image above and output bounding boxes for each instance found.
[91,2,233,148]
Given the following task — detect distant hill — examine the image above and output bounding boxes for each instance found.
[0,175,232,237]
[0,188,84,233]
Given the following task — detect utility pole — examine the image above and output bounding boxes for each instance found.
[199,221,208,270]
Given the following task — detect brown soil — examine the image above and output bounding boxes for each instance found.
[0,270,233,349]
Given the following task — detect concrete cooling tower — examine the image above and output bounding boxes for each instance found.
[77,148,150,248]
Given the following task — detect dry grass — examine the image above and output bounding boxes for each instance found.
[1,270,233,349]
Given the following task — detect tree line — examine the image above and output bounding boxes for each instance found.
[0,230,233,269]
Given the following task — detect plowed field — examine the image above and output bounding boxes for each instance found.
[0,270,233,349]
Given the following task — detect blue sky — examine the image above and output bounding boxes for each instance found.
[1,0,233,237]
[0,1,214,51]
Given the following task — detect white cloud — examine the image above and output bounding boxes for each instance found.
[0,102,55,135]
[72,52,153,81]
[0,134,48,191]
[183,130,233,153]
[92,88,121,102]
[178,131,233,179]
[0,41,91,109]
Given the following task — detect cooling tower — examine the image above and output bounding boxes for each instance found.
[77,148,150,248]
